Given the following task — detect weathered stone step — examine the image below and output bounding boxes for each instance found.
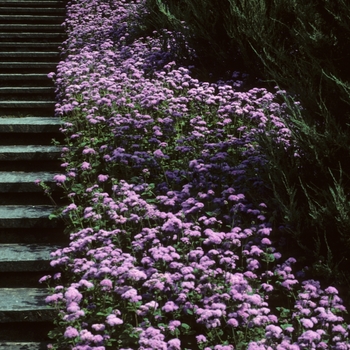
[0,24,63,32]
[0,87,54,94]
[0,62,57,69]
[0,171,57,192]
[0,117,61,133]
[0,244,60,272]
[0,101,55,109]
[0,205,59,228]
[0,32,65,39]
[0,14,65,23]
[0,288,54,322]
[0,8,65,16]
[0,74,53,87]
[0,342,46,350]
[0,0,66,3]
[0,52,59,58]
[0,145,60,161]
[0,42,61,51]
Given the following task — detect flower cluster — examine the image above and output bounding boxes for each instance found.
[42,0,350,349]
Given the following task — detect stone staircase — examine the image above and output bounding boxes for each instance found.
[0,0,68,348]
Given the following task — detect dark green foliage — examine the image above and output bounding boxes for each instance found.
[142,0,350,300]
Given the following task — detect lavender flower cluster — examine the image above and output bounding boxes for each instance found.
[42,0,350,349]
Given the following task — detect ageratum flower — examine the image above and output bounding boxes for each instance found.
[97,174,109,182]
[91,323,105,331]
[64,326,79,338]
[53,174,67,183]
[162,301,179,312]
[81,161,92,170]
[106,314,123,326]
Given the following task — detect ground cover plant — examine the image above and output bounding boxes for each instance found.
[143,0,350,291]
[40,0,350,349]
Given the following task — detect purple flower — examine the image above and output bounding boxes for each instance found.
[81,161,92,170]
[168,338,181,349]
[80,329,94,342]
[168,320,181,331]
[298,330,321,344]
[53,174,66,183]
[121,288,142,302]
[162,301,179,312]
[39,275,51,283]
[64,326,79,338]
[106,314,123,326]
[153,149,167,158]
[82,147,96,155]
[100,279,113,290]
[67,301,80,313]
[300,318,314,329]
[227,318,239,327]
[63,203,78,213]
[265,325,283,339]
[64,287,82,303]
[196,335,207,343]
[325,286,339,295]
[92,324,106,331]
[98,174,109,182]
[332,325,347,334]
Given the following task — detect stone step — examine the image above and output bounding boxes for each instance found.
[0,42,61,51]
[0,52,59,58]
[0,14,65,23]
[0,101,55,109]
[0,171,57,192]
[0,205,59,228]
[0,8,66,16]
[0,117,61,133]
[0,62,57,68]
[0,288,54,322]
[0,342,46,350]
[0,244,60,272]
[0,0,66,3]
[0,0,66,5]
[0,32,65,40]
[0,24,63,32]
[0,87,54,94]
[0,74,53,87]
[0,145,61,161]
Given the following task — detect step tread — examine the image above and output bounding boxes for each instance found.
[0,43,61,47]
[0,101,55,106]
[0,343,46,350]
[0,24,62,29]
[0,145,61,156]
[0,52,59,57]
[0,116,61,126]
[0,62,57,66]
[0,117,62,133]
[0,205,59,227]
[0,145,60,161]
[0,144,60,150]
[0,32,65,37]
[0,171,56,184]
[0,87,54,92]
[0,73,52,77]
[0,243,61,268]
[0,205,56,219]
[0,171,58,192]
[0,288,53,311]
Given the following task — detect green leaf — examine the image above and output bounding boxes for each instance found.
[181,323,190,329]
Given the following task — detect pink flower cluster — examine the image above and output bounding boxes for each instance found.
[44,0,350,349]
